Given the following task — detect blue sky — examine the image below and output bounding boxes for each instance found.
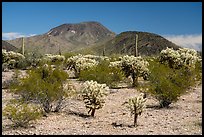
[2,2,202,51]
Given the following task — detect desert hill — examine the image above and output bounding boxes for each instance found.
[6,22,183,56]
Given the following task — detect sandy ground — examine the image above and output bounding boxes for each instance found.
[2,70,202,135]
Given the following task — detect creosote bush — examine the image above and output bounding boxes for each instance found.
[9,64,73,113]
[147,57,202,108]
[3,100,42,128]
[79,60,125,88]
[16,51,43,69]
[81,80,109,117]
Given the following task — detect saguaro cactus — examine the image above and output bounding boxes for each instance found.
[135,34,138,57]
[22,37,25,56]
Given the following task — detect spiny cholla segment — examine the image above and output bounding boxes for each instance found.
[81,80,109,111]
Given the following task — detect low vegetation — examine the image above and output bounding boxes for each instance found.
[2,46,202,130]
[3,100,42,128]
[9,64,73,113]
[79,60,125,88]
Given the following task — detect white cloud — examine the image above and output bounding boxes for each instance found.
[163,34,202,51]
[2,32,36,40]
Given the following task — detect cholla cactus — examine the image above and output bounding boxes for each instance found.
[81,80,109,117]
[125,93,147,127]
[110,55,149,87]
[66,54,98,77]
[43,54,65,64]
[83,54,109,62]
[2,49,25,70]
[109,61,122,68]
[159,47,200,69]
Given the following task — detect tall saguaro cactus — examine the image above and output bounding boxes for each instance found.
[135,34,138,57]
[58,45,61,55]
[103,46,105,56]
[22,37,25,56]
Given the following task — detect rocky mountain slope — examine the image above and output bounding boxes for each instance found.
[93,31,181,56]
[2,40,18,52]
[6,22,183,56]
[6,21,116,54]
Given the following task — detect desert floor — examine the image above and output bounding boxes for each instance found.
[2,70,202,135]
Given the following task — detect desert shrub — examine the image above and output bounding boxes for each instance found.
[79,60,125,88]
[41,54,65,66]
[9,65,73,113]
[3,99,42,128]
[147,58,201,108]
[108,54,122,62]
[63,52,78,59]
[123,93,147,127]
[16,51,42,69]
[81,80,109,117]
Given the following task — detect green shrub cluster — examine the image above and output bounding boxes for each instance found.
[9,65,71,113]
[16,51,42,69]
[79,60,125,88]
[146,58,202,108]
[3,100,42,128]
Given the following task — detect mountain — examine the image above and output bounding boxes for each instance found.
[92,31,181,56]
[2,40,18,52]
[6,22,183,56]
[6,21,116,54]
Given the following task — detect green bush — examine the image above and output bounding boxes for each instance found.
[3,100,42,128]
[79,60,125,88]
[147,58,202,108]
[9,65,72,113]
[16,51,42,69]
